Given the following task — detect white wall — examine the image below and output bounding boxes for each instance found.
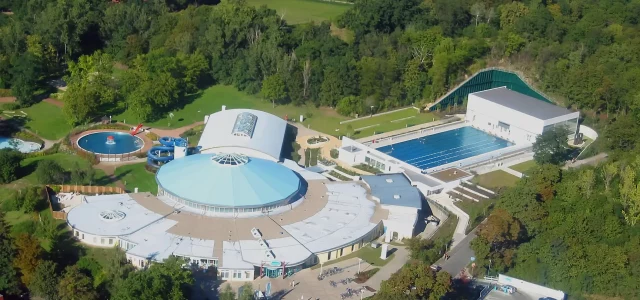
[72,229,118,247]
[467,94,543,144]
[498,274,565,299]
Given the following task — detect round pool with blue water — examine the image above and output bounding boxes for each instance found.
[77,132,144,155]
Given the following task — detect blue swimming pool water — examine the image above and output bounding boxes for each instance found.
[0,136,41,153]
[78,132,143,154]
[376,126,512,170]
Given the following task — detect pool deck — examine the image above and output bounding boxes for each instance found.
[69,129,153,158]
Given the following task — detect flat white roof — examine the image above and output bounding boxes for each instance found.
[198,109,287,161]
[66,194,169,236]
[69,182,381,267]
[471,87,576,120]
[283,183,378,253]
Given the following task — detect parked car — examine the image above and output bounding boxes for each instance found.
[430,264,442,272]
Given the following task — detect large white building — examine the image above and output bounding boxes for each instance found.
[467,87,580,144]
[66,108,424,282]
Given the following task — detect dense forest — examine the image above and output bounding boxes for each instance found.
[2,0,640,299]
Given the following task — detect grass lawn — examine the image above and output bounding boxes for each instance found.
[17,153,112,186]
[509,160,537,174]
[2,101,72,140]
[344,108,438,137]
[245,0,351,24]
[430,215,458,242]
[471,170,520,190]
[114,85,438,139]
[311,244,395,269]
[114,163,157,194]
[455,199,496,233]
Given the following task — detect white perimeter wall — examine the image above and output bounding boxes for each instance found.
[498,274,566,299]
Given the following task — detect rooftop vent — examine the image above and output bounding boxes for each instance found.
[251,228,262,238]
[99,210,126,222]
[385,179,393,183]
[211,153,249,166]
[393,194,401,199]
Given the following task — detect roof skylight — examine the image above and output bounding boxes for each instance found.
[231,112,258,138]
[211,153,249,166]
[99,210,126,222]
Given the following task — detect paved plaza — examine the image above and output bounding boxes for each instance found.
[192,245,409,300]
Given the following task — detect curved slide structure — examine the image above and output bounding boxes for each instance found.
[147,137,188,168]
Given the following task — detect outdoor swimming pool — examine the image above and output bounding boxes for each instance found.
[0,136,41,153]
[377,126,512,170]
[78,132,143,155]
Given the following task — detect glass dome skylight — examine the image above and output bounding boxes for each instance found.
[231,112,258,138]
[211,153,249,166]
[99,210,126,222]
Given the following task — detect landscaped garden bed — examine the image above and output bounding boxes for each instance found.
[354,268,379,284]
[307,136,329,145]
[353,163,382,174]
[328,171,352,181]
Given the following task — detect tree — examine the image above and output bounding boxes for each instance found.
[0,149,22,183]
[471,3,486,27]
[532,127,570,165]
[13,233,42,286]
[478,209,524,247]
[261,74,286,108]
[619,165,640,226]
[10,53,41,107]
[29,260,59,300]
[601,162,619,192]
[58,265,99,300]
[375,260,451,299]
[0,211,20,295]
[337,96,362,116]
[218,284,236,300]
[21,185,46,213]
[238,283,254,300]
[112,256,193,300]
[577,169,596,198]
[35,160,66,184]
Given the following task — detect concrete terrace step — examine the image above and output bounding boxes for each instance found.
[460,182,495,198]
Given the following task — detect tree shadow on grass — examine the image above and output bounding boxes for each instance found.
[47,223,87,269]
[0,116,28,137]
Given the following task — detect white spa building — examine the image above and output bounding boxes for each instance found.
[66,108,424,281]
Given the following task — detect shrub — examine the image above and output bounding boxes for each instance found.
[11,219,38,237]
[0,88,13,97]
[335,165,359,176]
[13,131,44,146]
[36,160,67,184]
[353,164,382,174]
[0,149,23,183]
[146,132,160,141]
[354,268,379,283]
[1,102,20,110]
[330,149,339,159]
[328,171,352,181]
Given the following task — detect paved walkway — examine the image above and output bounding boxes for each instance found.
[212,246,409,300]
[564,153,608,169]
[427,193,469,248]
[436,227,478,278]
[354,116,460,143]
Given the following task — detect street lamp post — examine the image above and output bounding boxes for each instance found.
[488,259,492,276]
[358,258,362,274]
[370,106,374,117]
[319,263,323,276]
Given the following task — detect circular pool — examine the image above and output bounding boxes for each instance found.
[77,132,143,155]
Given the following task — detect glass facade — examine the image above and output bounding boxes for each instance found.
[158,186,290,215]
[543,118,578,136]
[365,156,386,171]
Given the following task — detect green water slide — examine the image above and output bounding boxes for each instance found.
[428,68,552,111]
